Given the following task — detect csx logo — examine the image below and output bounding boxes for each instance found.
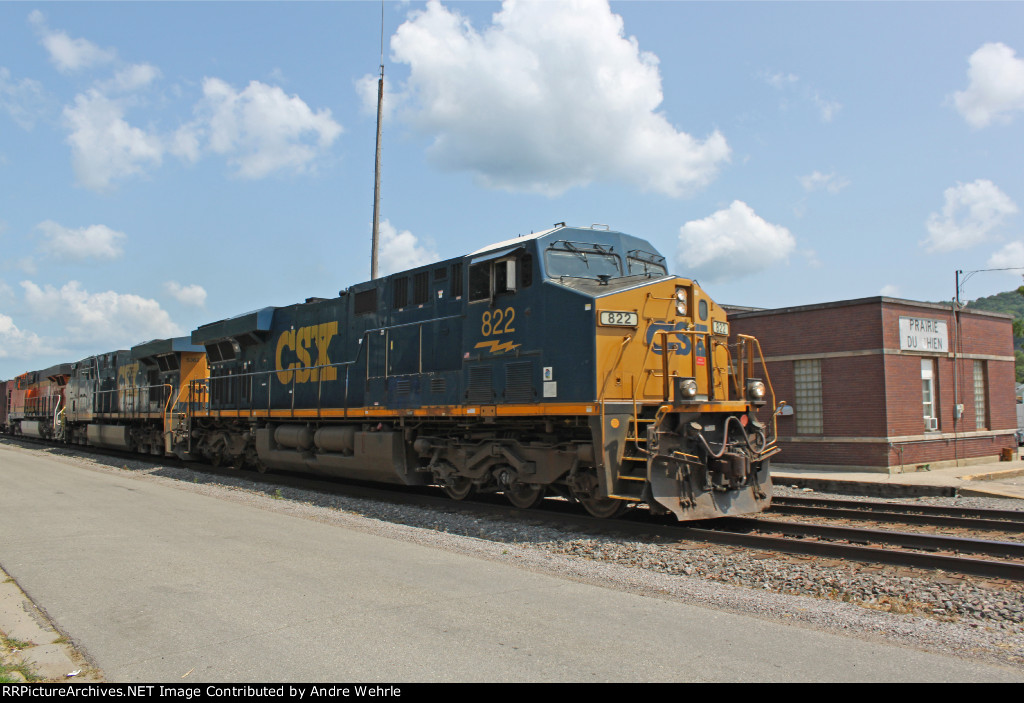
[645,321,706,358]
[275,322,338,384]
[117,362,139,388]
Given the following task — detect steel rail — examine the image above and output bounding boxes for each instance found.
[768,502,1024,532]
[717,517,1024,560]
[772,495,1024,523]
[670,524,1024,582]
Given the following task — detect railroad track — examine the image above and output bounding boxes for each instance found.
[6,436,1024,582]
[770,495,1024,532]
[177,460,1024,583]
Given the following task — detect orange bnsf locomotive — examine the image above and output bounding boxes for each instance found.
[2,225,781,520]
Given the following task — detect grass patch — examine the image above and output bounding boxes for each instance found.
[2,635,34,649]
[0,660,42,683]
[272,489,283,500]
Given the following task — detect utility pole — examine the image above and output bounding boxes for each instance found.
[370,3,384,280]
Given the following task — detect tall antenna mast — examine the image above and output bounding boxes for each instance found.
[370,1,384,280]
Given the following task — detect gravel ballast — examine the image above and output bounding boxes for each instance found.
[5,440,1024,672]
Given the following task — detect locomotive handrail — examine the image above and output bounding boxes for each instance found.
[52,395,63,438]
[189,349,366,420]
[91,382,172,418]
[731,334,779,443]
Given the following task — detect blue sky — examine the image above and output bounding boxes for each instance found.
[1,1,1023,378]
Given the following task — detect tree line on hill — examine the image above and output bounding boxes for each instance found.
[962,289,1024,383]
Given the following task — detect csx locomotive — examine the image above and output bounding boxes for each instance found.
[2,224,780,520]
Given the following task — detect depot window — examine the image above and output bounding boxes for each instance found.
[974,360,989,430]
[793,359,823,434]
[922,358,938,432]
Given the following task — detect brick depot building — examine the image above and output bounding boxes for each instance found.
[728,296,1016,473]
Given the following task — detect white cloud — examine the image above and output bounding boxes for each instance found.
[986,241,1024,270]
[953,42,1024,128]
[813,94,842,123]
[801,249,822,268]
[0,67,47,130]
[760,69,841,123]
[165,281,207,307]
[378,220,439,276]
[98,63,161,94]
[799,171,849,194]
[923,179,1018,252]
[29,11,116,74]
[196,78,343,179]
[676,201,796,284]
[0,313,62,359]
[763,71,799,89]
[356,74,402,121]
[36,220,126,260]
[63,88,163,191]
[387,0,729,197]
[880,284,900,297]
[21,280,182,346]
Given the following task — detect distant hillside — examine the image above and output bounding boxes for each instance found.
[964,291,1024,378]
[964,289,1024,318]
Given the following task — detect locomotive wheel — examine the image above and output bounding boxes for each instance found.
[576,496,629,519]
[505,483,545,509]
[443,477,475,501]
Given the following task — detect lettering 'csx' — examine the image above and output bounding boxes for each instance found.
[275,322,338,384]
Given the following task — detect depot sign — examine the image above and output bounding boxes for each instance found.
[898,316,948,352]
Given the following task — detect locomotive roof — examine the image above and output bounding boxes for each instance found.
[470,227,559,256]
[132,336,205,360]
[192,307,276,346]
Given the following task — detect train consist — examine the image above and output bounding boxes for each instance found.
[1,224,781,520]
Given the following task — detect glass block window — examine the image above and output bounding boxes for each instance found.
[974,360,988,430]
[922,358,937,432]
[793,359,823,434]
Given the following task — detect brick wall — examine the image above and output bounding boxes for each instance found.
[730,297,1015,470]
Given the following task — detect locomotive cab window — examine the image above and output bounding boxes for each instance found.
[469,253,526,303]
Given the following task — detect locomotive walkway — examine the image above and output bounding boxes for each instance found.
[0,442,1022,683]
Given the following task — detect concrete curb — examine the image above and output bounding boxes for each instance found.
[961,467,1024,482]
[0,566,104,683]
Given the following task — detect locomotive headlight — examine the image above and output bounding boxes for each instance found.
[674,377,698,401]
[746,379,767,405]
[674,288,688,316]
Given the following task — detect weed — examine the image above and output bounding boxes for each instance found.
[2,635,34,650]
[0,660,42,683]
[272,489,283,500]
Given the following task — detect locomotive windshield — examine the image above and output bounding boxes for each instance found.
[544,241,622,280]
[544,241,667,281]
[626,250,667,277]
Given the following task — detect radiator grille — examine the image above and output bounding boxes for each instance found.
[467,365,494,404]
[504,361,535,403]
